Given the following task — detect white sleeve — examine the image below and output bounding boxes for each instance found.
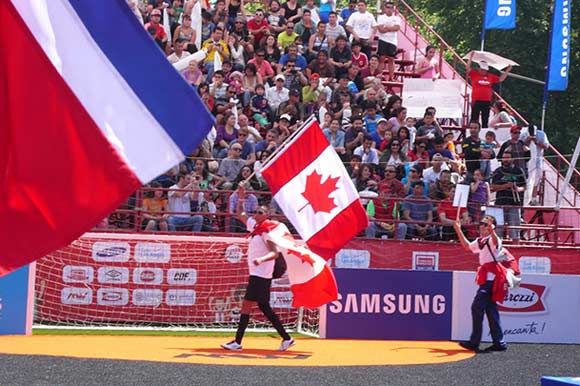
[246,217,257,232]
[468,239,480,254]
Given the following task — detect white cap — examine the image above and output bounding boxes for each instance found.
[479,60,489,71]
[275,74,285,81]
[280,114,292,121]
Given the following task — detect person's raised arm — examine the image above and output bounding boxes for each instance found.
[453,221,471,251]
[465,51,474,73]
[499,65,512,82]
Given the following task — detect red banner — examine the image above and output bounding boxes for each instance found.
[35,233,580,325]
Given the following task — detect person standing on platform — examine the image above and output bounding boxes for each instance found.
[454,215,520,353]
[465,52,511,128]
[221,183,295,352]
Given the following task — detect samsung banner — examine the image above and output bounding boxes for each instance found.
[484,0,516,29]
[546,0,571,90]
[452,271,580,344]
[320,269,453,340]
[0,264,36,335]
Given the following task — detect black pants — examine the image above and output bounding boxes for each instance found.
[471,100,491,128]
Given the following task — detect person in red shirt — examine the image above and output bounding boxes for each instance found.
[365,179,407,240]
[466,52,511,128]
[247,9,270,49]
[438,184,472,241]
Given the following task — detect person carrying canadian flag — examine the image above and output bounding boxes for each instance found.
[221,182,296,352]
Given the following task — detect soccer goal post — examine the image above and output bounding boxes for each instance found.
[34,232,319,335]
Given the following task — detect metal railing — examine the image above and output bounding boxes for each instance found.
[98,187,579,247]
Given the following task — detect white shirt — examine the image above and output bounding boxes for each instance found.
[167,184,192,217]
[266,86,290,110]
[353,146,379,164]
[246,218,276,278]
[469,236,507,280]
[377,14,401,45]
[422,164,450,184]
[346,12,377,40]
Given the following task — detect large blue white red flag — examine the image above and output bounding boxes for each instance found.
[0,0,214,276]
[484,0,516,30]
[260,119,369,259]
[546,0,571,91]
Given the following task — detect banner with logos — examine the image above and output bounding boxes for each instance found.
[452,271,580,344]
[0,264,35,335]
[484,0,516,30]
[35,234,295,325]
[320,269,453,340]
[546,0,571,91]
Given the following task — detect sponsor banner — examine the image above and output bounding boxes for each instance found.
[323,269,453,340]
[546,0,571,91]
[412,251,439,271]
[92,242,130,262]
[403,79,464,119]
[166,289,196,306]
[35,236,295,325]
[133,268,163,285]
[484,0,516,30]
[63,266,94,283]
[452,271,580,344]
[132,289,163,307]
[334,249,371,269]
[270,291,294,309]
[167,268,197,285]
[134,242,171,263]
[0,264,35,335]
[98,267,129,284]
[61,287,93,305]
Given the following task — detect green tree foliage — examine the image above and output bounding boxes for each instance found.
[406,0,579,158]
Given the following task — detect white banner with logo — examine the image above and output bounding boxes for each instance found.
[402,79,464,119]
[452,271,580,344]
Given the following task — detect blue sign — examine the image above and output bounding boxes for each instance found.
[546,0,571,91]
[324,269,453,340]
[484,0,516,29]
[0,264,35,335]
[542,377,580,386]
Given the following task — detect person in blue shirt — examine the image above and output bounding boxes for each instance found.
[339,0,358,28]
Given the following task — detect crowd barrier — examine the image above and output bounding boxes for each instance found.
[321,268,580,344]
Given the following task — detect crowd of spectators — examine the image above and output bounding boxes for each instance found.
[103,0,549,243]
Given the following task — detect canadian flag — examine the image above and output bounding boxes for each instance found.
[266,222,337,308]
[261,119,368,259]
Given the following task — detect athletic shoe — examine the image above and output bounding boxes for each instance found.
[484,344,508,352]
[459,341,480,352]
[278,338,296,351]
[221,340,242,351]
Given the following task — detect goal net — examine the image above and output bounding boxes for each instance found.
[34,232,319,334]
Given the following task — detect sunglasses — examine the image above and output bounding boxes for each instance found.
[385,170,396,174]
[232,148,242,151]
[391,143,400,146]
[257,210,268,215]
[410,169,418,173]
[479,221,491,227]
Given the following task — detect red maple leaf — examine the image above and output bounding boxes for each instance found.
[287,248,316,266]
[300,170,339,214]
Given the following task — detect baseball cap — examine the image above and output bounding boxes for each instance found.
[275,74,285,81]
[289,89,300,97]
[151,9,162,16]
[311,73,320,80]
[479,60,489,71]
[510,125,521,133]
[377,117,388,124]
[280,114,292,121]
